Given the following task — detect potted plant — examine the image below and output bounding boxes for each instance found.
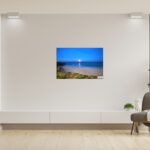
[124,103,134,111]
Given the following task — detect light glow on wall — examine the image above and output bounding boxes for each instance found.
[6,12,23,28]
[129,13,143,19]
[7,12,20,19]
[7,18,24,28]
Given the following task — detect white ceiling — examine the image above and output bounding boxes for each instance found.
[0,0,150,14]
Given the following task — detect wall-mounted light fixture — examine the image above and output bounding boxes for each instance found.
[7,12,20,19]
[129,13,143,19]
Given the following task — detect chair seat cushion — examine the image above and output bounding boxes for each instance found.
[131,112,147,122]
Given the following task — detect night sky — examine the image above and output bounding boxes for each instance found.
[57,48,103,62]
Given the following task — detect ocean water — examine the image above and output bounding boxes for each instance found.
[62,62,103,68]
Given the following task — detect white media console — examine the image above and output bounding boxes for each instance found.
[0,110,133,124]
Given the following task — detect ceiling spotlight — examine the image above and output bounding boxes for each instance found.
[7,12,20,19]
[129,13,143,19]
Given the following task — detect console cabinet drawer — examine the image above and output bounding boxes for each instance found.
[0,112,49,123]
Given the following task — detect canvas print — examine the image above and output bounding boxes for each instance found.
[57,48,103,79]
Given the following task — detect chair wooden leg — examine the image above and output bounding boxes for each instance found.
[131,122,134,135]
[135,123,139,134]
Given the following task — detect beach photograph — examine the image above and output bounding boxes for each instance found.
[57,48,103,79]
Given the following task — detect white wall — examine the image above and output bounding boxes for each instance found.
[0,15,1,110]
[1,14,149,110]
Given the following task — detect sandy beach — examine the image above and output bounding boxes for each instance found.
[62,66,103,76]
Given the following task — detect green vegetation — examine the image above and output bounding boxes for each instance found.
[57,68,97,79]
[124,103,134,110]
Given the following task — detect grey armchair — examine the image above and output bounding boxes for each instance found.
[131,92,150,135]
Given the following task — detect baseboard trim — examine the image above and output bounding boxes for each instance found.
[1,124,132,130]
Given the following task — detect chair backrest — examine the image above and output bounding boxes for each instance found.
[142,92,150,111]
